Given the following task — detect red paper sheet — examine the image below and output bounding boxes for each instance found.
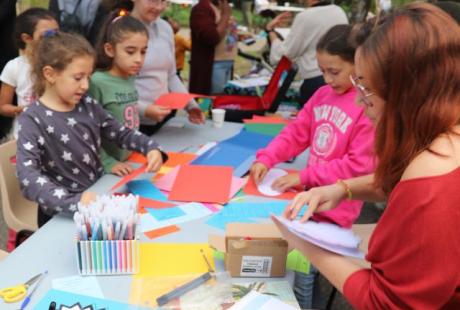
[139,197,176,209]
[243,115,289,124]
[144,225,180,239]
[127,152,148,164]
[155,93,213,110]
[168,165,233,204]
[164,152,196,167]
[243,169,302,200]
[110,164,146,191]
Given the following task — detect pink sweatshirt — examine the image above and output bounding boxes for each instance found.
[256,85,375,228]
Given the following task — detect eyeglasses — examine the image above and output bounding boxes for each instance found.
[144,0,169,6]
[350,75,374,107]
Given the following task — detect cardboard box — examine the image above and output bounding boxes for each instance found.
[209,223,288,277]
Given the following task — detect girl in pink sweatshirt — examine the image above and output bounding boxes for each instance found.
[251,24,375,229]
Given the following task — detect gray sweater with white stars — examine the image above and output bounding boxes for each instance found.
[16,95,164,216]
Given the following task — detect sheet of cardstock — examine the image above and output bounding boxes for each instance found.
[164,152,197,167]
[141,202,213,232]
[127,152,148,164]
[127,179,168,201]
[244,169,301,200]
[148,206,186,221]
[244,123,285,136]
[138,197,175,209]
[155,92,213,109]
[168,165,233,204]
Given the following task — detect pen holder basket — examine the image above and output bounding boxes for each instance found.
[76,239,140,276]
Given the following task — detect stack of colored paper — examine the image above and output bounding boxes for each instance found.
[191,130,273,177]
[243,115,289,136]
[272,216,364,259]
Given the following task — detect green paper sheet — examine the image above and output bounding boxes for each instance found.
[244,123,285,136]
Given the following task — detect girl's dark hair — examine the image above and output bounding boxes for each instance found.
[14,8,57,50]
[95,11,148,70]
[32,31,94,96]
[316,24,355,63]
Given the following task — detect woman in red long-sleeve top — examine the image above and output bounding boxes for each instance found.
[274,3,460,309]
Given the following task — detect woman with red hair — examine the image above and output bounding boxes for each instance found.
[274,3,460,309]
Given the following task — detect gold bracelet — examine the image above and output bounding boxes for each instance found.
[336,179,352,200]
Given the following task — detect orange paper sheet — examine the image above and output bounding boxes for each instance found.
[127,152,148,164]
[144,225,180,239]
[168,165,233,204]
[155,93,213,110]
[164,152,196,167]
[110,164,146,191]
[243,170,302,200]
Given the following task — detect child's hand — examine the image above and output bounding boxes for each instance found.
[272,172,301,192]
[187,107,205,124]
[250,162,268,184]
[146,149,163,172]
[145,105,172,122]
[80,191,97,206]
[111,161,133,176]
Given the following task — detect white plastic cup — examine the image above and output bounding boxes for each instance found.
[211,109,226,128]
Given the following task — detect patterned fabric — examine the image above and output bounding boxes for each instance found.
[16,95,162,216]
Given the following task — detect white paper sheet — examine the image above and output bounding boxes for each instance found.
[229,291,298,310]
[257,168,287,196]
[273,216,365,259]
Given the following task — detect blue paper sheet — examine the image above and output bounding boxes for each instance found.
[146,206,186,221]
[206,201,305,230]
[191,130,273,177]
[34,289,145,310]
[127,179,167,201]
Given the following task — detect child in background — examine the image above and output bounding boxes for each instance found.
[0,8,58,138]
[250,25,375,308]
[167,17,191,79]
[88,12,148,176]
[16,31,167,228]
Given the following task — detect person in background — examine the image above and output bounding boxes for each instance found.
[0,8,59,139]
[189,0,236,95]
[130,0,205,136]
[16,31,167,228]
[266,0,348,106]
[166,16,191,79]
[89,12,149,176]
[250,24,375,309]
[277,3,460,308]
[0,0,18,141]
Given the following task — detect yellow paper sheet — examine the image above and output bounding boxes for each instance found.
[129,243,215,307]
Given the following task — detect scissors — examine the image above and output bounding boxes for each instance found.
[0,273,43,303]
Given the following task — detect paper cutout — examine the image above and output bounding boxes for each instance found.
[140,202,213,232]
[157,166,173,175]
[127,152,148,164]
[257,168,288,196]
[244,123,285,136]
[155,93,213,109]
[136,243,214,277]
[110,164,146,191]
[169,165,233,204]
[272,216,364,259]
[127,179,168,201]
[34,289,141,310]
[52,276,104,299]
[144,225,180,239]
[148,206,186,221]
[244,169,301,200]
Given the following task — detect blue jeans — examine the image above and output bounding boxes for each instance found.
[294,265,324,309]
[211,60,234,94]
